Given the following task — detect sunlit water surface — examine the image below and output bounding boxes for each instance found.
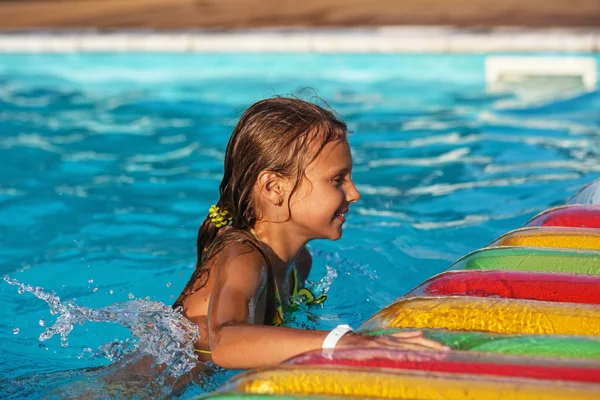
[0,53,599,398]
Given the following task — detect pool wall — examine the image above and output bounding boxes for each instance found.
[0,28,599,53]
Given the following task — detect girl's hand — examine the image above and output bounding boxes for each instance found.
[337,330,450,351]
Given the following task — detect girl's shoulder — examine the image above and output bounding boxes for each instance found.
[214,240,269,283]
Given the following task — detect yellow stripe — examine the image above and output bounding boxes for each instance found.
[490,227,600,250]
[233,367,600,399]
[361,296,600,336]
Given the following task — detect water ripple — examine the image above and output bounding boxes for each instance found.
[406,173,581,197]
[130,143,199,163]
[479,110,599,135]
[368,147,492,167]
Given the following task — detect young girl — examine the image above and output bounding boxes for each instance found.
[174,97,448,369]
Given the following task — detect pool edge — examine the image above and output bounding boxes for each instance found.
[0,27,599,53]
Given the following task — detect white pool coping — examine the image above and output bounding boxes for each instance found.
[0,27,599,53]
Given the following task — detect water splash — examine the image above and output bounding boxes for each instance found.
[310,248,377,282]
[3,276,199,380]
[306,265,338,295]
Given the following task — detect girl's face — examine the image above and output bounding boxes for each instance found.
[288,139,361,241]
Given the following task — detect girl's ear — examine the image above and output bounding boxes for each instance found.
[257,170,286,206]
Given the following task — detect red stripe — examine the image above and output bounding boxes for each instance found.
[526,206,600,228]
[414,270,600,304]
[295,354,600,383]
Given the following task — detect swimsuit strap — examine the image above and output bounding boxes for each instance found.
[272,277,285,326]
[249,228,285,326]
[292,267,299,299]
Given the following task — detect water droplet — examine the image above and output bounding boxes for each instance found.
[109,290,114,295]
[17,288,24,295]
[39,319,46,327]
[128,293,134,300]
[166,282,171,288]
[93,288,98,293]
[88,279,94,284]
[13,328,19,334]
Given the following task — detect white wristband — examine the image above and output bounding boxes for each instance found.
[322,324,353,350]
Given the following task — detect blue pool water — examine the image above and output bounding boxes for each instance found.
[0,53,599,398]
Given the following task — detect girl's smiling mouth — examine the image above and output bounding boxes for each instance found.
[335,208,348,222]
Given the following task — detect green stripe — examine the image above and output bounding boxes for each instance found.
[366,328,600,360]
[450,247,600,275]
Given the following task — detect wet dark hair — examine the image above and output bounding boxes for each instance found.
[174,96,347,308]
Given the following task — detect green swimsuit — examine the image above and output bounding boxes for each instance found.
[271,267,326,326]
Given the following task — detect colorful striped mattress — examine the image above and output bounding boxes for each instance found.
[202,204,600,399]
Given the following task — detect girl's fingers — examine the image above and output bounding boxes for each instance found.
[382,343,426,351]
[405,337,450,350]
[374,336,450,351]
[388,330,423,339]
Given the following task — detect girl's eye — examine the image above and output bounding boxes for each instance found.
[330,176,344,186]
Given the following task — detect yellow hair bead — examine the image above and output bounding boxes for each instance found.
[209,205,232,229]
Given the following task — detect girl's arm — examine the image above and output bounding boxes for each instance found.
[206,246,448,370]
[207,246,329,369]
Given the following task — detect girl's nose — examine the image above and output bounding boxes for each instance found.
[347,180,361,203]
